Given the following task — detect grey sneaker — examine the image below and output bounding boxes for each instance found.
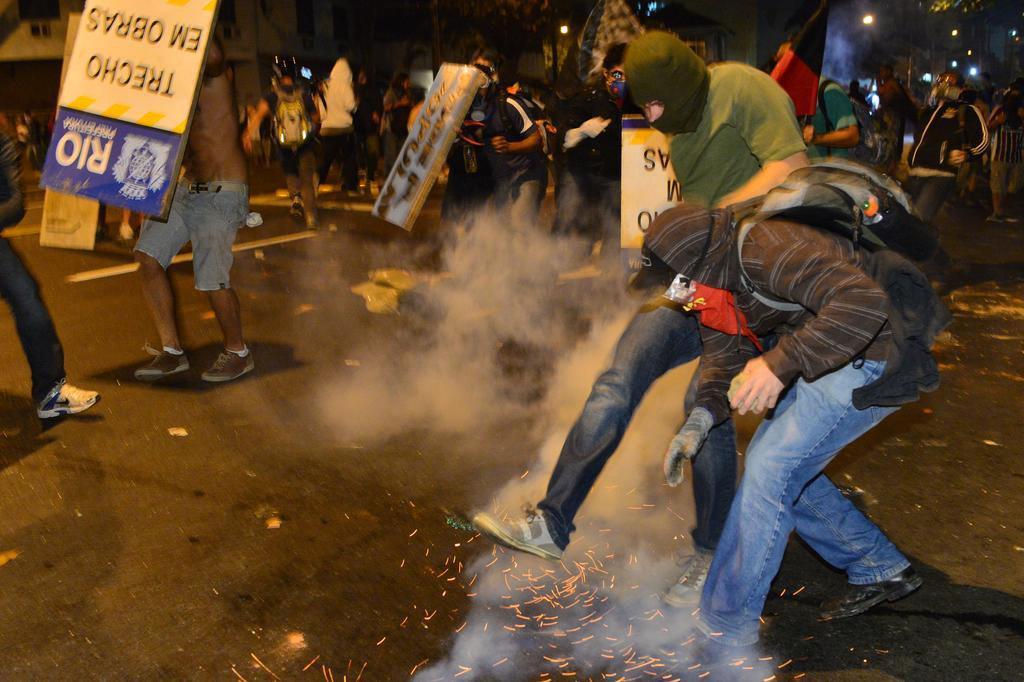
[201,351,254,383]
[664,549,714,608]
[471,508,563,561]
[37,380,99,418]
[134,351,190,381]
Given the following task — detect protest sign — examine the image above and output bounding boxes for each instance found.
[373,64,487,230]
[620,114,680,250]
[40,1,220,218]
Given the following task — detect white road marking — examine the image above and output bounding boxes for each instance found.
[65,231,318,283]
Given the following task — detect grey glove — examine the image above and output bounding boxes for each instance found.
[663,407,714,487]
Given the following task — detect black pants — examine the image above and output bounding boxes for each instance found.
[319,132,358,190]
[442,166,494,225]
[0,238,64,402]
[905,174,956,279]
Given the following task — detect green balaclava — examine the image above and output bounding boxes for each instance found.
[625,32,710,135]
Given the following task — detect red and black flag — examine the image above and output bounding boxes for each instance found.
[770,0,830,118]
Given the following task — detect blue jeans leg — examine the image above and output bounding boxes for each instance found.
[690,405,738,551]
[0,238,65,402]
[699,360,907,647]
[538,304,737,550]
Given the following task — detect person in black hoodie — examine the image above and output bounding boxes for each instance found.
[0,126,99,418]
[907,72,989,225]
[555,43,631,249]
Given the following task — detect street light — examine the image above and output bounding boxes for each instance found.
[862,14,874,25]
[951,59,958,68]
[559,24,569,34]
[951,28,959,37]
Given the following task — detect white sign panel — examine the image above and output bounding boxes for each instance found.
[60,2,218,134]
[41,1,220,218]
[620,114,681,249]
[373,64,487,230]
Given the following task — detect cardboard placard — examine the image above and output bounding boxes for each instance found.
[620,114,681,250]
[40,0,220,218]
[373,64,487,230]
[39,190,101,250]
[40,11,101,251]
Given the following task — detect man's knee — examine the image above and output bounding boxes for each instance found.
[134,250,164,274]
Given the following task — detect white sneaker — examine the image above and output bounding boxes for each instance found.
[37,380,100,419]
[472,508,563,561]
[664,549,714,608]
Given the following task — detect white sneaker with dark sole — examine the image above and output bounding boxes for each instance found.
[472,509,563,561]
[37,381,100,419]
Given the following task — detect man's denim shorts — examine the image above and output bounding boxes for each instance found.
[135,183,249,291]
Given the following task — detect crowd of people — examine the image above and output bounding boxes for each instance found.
[1,22,1023,665]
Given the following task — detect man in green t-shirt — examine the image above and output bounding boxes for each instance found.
[805,78,860,160]
[471,32,808,614]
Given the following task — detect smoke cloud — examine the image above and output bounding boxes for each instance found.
[823,0,876,85]
[319,204,771,678]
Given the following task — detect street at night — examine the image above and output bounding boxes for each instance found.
[2,0,1024,680]
[1,172,1022,679]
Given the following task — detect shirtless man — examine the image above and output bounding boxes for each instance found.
[133,38,254,383]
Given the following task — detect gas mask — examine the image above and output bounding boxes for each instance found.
[607,69,627,105]
[928,79,962,107]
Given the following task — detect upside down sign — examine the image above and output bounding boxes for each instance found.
[41,1,221,218]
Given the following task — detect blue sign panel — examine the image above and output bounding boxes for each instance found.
[41,107,183,217]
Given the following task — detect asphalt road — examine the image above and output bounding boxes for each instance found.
[0,172,1021,681]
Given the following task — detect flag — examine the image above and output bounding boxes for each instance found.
[556,0,644,98]
[770,0,829,118]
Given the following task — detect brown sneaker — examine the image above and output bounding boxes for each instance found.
[201,350,254,383]
[134,351,190,381]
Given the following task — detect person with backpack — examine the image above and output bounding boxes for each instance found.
[246,57,321,229]
[0,123,99,418]
[471,33,809,608]
[441,49,498,227]
[877,64,920,173]
[471,57,548,223]
[804,78,860,160]
[644,182,947,652]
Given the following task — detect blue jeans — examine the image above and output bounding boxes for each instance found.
[539,303,738,551]
[699,360,908,647]
[0,238,65,402]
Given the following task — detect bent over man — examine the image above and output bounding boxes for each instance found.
[134,39,254,383]
[472,32,809,606]
[646,199,947,648]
